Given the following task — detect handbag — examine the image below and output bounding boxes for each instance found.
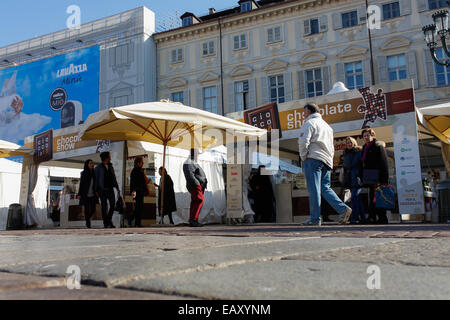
[114,196,126,215]
[362,169,380,187]
[375,185,396,210]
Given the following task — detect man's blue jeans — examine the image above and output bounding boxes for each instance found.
[304,159,349,223]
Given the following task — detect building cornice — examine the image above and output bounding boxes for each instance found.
[154,0,342,45]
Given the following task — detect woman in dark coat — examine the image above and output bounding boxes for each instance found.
[249,165,276,223]
[156,167,177,224]
[343,137,367,224]
[361,128,389,224]
[77,159,98,228]
[130,157,148,227]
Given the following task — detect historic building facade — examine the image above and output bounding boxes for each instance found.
[154,0,450,116]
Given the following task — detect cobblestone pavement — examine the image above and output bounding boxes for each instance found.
[0,223,448,300]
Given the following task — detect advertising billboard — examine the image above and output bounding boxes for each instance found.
[0,46,100,144]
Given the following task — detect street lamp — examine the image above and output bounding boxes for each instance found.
[422,9,450,67]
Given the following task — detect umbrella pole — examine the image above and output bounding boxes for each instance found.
[160,143,167,224]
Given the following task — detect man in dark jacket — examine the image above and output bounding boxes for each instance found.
[183,148,207,227]
[95,152,121,228]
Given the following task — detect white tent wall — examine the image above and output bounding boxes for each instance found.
[128,141,226,224]
[0,159,22,230]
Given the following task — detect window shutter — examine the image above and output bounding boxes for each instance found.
[303,20,311,36]
[284,72,293,102]
[319,15,328,32]
[358,5,367,25]
[227,82,235,113]
[234,36,239,50]
[268,28,274,42]
[241,34,247,48]
[196,87,203,110]
[417,0,428,12]
[261,77,269,104]
[275,26,281,41]
[336,63,345,84]
[323,66,331,94]
[171,50,176,63]
[406,51,419,89]
[332,13,341,30]
[298,71,306,99]
[377,56,388,84]
[423,48,436,87]
[363,59,372,87]
[248,79,257,109]
[400,0,412,15]
[183,89,190,105]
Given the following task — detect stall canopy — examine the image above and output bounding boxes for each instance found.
[79,100,267,212]
[417,103,450,178]
[416,103,450,144]
[0,139,34,158]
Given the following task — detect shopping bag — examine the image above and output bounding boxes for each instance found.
[375,185,395,210]
[114,196,126,215]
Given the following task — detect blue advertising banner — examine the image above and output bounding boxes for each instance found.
[0,46,99,144]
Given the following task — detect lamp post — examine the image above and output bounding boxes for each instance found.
[422,7,450,67]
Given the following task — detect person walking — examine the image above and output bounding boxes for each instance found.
[249,165,276,223]
[77,159,98,228]
[130,156,147,227]
[94,152,121,228]
[183,148,207,227]
[343,137,367,224]
[361,128,389,224]
[298,103,352,226]
[156,167,177,225]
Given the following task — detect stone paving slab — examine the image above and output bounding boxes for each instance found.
[0,272,187,300]
[122,260,450,300]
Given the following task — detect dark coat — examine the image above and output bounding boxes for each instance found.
[183,160,208,192]
[77,169,99,206]
[94,163,119,194]
[158,174,177,214]
[343,147,363,189]
[130,167,148,198]
[361,140,389,184]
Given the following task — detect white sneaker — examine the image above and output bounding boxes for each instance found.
[339,208,352,225]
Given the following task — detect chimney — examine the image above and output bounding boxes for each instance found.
[209,8,216,15]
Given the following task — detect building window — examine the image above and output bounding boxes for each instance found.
[233,34,247,50]
[345,62,364,90]
[203,86,217,114]
[428,0,448,10]
[387,54,407,81]
[306,69,323,98]
[342,11,358,28]
[241,1,252,12]
[310,19,320,35]
[202,41,215,56]
[234,81,249,112]
[182,17,192,27]
[383,2,400,20]
[171,92,184,104]
[171,48,183,63]
[435,48,450,86]
[269,75,285,104]
[267,26,282,43]
[114,95,128,107]
[115,44,129,66]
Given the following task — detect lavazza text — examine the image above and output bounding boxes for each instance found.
[178,304,271,317]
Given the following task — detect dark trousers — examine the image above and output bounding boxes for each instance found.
[134,196,144,226]
[84,197,96,223]
[189,185,204,221]
[368,187,387,223]
[100,189,115,227]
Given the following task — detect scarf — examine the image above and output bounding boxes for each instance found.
[361,140,375,163]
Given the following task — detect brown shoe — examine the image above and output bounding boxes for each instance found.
[339,208,352,225]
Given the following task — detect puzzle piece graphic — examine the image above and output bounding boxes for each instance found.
[357,87,387,129]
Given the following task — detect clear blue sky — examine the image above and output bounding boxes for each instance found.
[0,0,239,47]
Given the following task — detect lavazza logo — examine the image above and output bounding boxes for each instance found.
[56,63,88,78]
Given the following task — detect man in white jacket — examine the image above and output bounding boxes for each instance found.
[298,103,352,226]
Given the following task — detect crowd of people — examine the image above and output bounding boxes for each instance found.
[298,103,390,226]
[74,103,390,228]
[76,149,206,229]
